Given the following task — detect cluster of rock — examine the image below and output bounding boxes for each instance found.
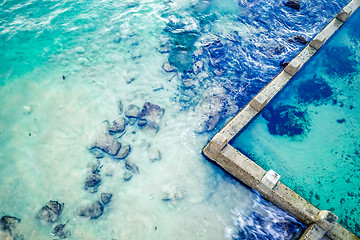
[35,200,64,223]
[0,102,166,239]
[74,101,165,221]
[35,200,70,239]
[88,101,164,183]
[1,201,70,239]
[0,215,23,240]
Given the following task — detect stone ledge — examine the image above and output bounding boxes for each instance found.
[260,170,280,190]
[316,210,338,232]
[309,35,327,50]
[250,93,268,112]
[284,59,301,76]
[300,224,326,240]
[336,7,352,22]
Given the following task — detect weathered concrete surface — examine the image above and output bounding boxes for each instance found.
[327,224,359,240]
[336,7,352,22]
[203,143,359,240]
[300,224,326,240]
[204,143,320,225]
[250,93,268,112]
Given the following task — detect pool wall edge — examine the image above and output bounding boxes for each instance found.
[203,0,360,239]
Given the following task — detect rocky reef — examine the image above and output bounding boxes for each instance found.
[263,104,310,138]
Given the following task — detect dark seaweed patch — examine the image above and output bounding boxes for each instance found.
[297,76,333,105]
[336,118,346,124]
[324,46,357,76]
[262,105,310,138]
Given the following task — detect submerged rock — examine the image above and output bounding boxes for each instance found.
[123,171,133,181]
[125,160,139,174]
[162,62,177,72]
[90,126,121,156]
[324,46,357,76]
[128,117,137,125]
[138,119,147,126]
[126,77,136,84]
[52,222,70,239]
[87,160,101,174]
[204,113,220,132]
[84,174,101,188]
[161,184,186,202]
[89,148,104,159]
[337,118,346,124]
[262,104,310,138]
[118,100,123,114]
[125,104,140,118]
[139,102,164,123]
[285,0,300,10]
[147,146,162,162]
[76,201,104,219]
[141,121,160,133]
[109,118,127,133]
[274,45,284,54]
[297,76,333,105]
[294,35,307,45]
[35,201,64,223]
[114,145,131,160]
[195,92,224,132]
[137,102,163,134]
[1,216,21,235]
[101,193,113,205]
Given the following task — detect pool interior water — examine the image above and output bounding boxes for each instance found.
[232,9,360,236]
[0,0,349,239]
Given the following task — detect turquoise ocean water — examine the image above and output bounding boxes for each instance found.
[0,0,349,239]
[232,9,360,236]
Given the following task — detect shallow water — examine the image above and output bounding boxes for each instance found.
[0,0,349,239]
[232,10,360,236]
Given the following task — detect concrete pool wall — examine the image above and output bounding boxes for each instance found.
[203,0,360,239]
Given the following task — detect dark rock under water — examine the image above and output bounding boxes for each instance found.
[114,145,131,160]
[297,76,333,105]
[35,200,64,223]
[125,160,139,174]
[324,46,357,76]
[101,193,113,205]
[76,201,104,219]
[285,0,301,10]
[125,104,140,118]
[147,146,162,162]
[1,215,21,235]
[84,173,101,188]
[294,35,308,45]
[139,102,164,123]
[109,118,127,133]
[90,130,121,156]
[263,104,310,138]
[52,222,70,239]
